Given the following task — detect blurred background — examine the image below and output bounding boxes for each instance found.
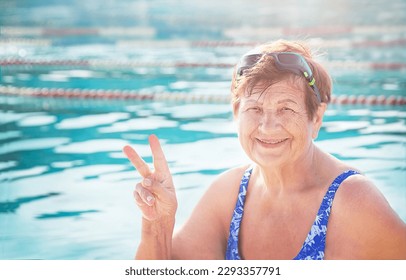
[0,0,405,259]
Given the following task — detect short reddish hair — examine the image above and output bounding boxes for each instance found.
[231,40,331,119]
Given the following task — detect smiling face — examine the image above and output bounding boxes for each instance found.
[234,78,325,168]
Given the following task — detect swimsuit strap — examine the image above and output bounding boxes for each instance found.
[226,168,360,260]
[225,167,252,260]
[293,170,359,260]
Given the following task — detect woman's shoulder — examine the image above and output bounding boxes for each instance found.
[187,164,251,210]
[198,164,252,217]
[208,164,252,194]
[327,169,406,259]
[334,170,387,207]
[320,155,372,200]
[332,169,394,219]
[214,164,251,182]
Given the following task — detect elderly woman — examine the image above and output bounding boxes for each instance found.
[123,40,406,260]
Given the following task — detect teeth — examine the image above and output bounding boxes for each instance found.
[259,138,286,144]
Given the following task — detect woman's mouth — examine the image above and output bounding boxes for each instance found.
[257,138,288,146]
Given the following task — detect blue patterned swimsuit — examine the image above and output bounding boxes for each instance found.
[226,167,359,260]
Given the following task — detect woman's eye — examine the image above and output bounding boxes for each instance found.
[282,107,294,112]
[248,107,261,112]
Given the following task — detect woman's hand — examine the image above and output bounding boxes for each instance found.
[123,134,177,222]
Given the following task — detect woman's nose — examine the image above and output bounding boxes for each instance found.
[259,111,280,131]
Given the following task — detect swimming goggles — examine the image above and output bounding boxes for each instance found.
[236,52,322,103]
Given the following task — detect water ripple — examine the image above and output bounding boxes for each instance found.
[36,210,99,219]
[99,116,177,133]
[56,112,130,130]
[54,139,129,154]
[0,138,71,155]
[0,192,61,214]
[0,166,49,182]
[18,115,57,127]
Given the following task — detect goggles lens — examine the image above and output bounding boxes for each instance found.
[236,52,321,103]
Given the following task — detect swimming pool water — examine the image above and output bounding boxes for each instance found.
[1,0,405,260]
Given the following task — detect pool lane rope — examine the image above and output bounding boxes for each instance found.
[3,25,406,38]
[2,58,406,71]
[0,86,404,106]
[2,38,406,51]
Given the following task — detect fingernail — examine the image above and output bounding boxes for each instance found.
[143,178,151,186]
[146,196,155,205]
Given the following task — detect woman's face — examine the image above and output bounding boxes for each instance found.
[235,79,323,168]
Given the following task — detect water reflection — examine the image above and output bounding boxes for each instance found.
[36,210,99,219]
[0,192,61,213]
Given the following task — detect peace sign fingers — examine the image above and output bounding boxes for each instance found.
[123,135,177,222]
[148,134,171,176]
[123,134,170,179]
[123,145,152,178]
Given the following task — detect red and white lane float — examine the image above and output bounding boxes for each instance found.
[0,86,404,106]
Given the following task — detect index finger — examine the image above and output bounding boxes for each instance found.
[123,145,151,178]
[149,134,170,174]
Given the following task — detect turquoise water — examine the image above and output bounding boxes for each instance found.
[1,0,406,259]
